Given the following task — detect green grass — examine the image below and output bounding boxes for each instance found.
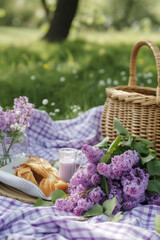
[0,26,159,119]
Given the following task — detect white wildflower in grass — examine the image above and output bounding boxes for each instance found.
[98,80,105,86]
[89,73,94,78]
[49,112,56,116]
[113,80,119,86]
[42,99,48,105]
[120,71,126,76]
[51,102,55,106]
[73,109,78,113]
[60,77,66,82]
[99,69,105,74]
[143,73,150,78]
[30,75,36,80]
[147,72,153,77]
[143,72,153,79]
[147,79,152,84]
[106,78,112,85]
[122,76,127,81]
[72,69,77,74]
[78,112,83,116]
[55,108,60,113]
[70,105,81,113]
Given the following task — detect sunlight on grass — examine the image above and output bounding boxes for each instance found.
[1,26,160,47]
[0,26,159,120]
[0,26,43,45]
[71,29,160,45]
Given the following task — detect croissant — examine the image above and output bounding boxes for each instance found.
[15,166,38,186]
[39,178,55,197]
[27,156,54,171]
[39,171,68,197]
[14,156,68,197]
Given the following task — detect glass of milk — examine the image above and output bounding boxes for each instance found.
[59,148,78,182]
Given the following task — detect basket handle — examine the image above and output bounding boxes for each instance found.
[128,40,160,103]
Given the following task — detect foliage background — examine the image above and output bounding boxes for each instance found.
[1,0,160,31]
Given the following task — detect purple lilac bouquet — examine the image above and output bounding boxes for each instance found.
[0,96,34,166]
[54,147,150,216]
[35,118,160,218]
[53,118,160,217]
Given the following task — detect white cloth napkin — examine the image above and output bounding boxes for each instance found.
[0,158,52,200]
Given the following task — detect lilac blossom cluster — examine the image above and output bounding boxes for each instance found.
[82,144,105,164]
[55,145,157,216]
[121,167,150,210]
[146,191,160,206]
[0,96,34,133]
[96,150,150,211]
[55,185,106,216]
[108,180,123,213]
[97,150,139,180]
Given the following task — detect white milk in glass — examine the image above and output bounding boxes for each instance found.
[59,148,77,182]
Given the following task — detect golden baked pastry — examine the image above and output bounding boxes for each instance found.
[14,156,68,197]
[15,166,38,186]
[27,156,54,171]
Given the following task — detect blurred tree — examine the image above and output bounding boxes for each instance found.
[106,0,160,30]
[42,0,79,42]
[112,0,134,29]
[1,0,160,33]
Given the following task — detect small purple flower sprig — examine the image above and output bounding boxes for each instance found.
[0,96,34,166]
[0,96,34,133]
[34,118,160,218]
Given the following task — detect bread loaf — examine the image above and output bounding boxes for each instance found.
[14,156,68,197]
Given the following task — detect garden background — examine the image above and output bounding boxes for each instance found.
[0,0,160,120]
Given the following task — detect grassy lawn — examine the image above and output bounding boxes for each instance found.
[0,26,159,120]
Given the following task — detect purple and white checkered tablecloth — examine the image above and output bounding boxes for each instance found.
[0,106,160,240]
[27,106,103,162]
[0,197,160,240]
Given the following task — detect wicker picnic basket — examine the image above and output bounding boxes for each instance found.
[101,40,160,159]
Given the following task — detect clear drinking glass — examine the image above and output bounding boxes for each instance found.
[59,148,78,182]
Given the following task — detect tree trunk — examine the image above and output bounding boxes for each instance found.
[44,0,79,42]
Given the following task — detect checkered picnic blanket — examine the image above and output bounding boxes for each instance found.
[0,197,160,240]
[0,106,160,240]
[27,106,103,162]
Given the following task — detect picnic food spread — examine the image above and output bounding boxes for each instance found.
[14,156,68,197]
[0,104,160,240]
